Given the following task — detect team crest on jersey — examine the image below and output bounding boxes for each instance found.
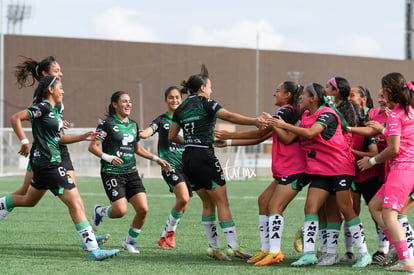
[152,124,159,131]
[132,127,136,134]
[111,189,119,197]
[98,131,107,139]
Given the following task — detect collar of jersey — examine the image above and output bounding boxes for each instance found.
[164,112,173,119]
[113,114,129,123]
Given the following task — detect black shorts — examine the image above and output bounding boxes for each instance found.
[277,172,311,191]
[182,147,225,191]
[309,174,354,194]
[60,146,74,171]
[100,171,145,202]
[162,168,193,197]
[31,163,75,196]
[353,177,383,204]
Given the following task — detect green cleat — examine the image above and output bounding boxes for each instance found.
[352,253,372,268]
[89,248,119,261]
[291,252,318,266]
[82,233,111,251]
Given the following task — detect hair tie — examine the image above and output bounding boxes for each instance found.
[47,76,57,88]
[329,77,338,90]
[406,82,414,91]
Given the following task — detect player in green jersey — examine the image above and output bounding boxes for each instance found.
[0,56,111,249]
[169,64,265,261]
[0,76,119,261]
[140,86,192,249]
[89,91,170,254]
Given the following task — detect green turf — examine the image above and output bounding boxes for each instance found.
[0,176,405,274]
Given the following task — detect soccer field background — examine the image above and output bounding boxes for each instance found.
[0,176,402,274]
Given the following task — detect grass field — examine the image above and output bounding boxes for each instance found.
[0,176,407,274]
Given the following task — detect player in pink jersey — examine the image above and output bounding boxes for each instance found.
[358,73,414,272]
[215,81,309,266]
[271,83,371,268]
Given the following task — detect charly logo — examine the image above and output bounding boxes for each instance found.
[222,159,256,181]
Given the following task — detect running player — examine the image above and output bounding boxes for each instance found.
[0,76,119,261]
[169,64,262,261]
[89,91,170,254]
[139,86,192,249]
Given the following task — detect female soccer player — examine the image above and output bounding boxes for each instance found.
[89,91,170,254]
[215,81,309,265]
[358,73,414,271]
[0,56,110,248]
[169,64,262,261]
[271,83,371,268]
[139,86,192,249]
[0,76,119,261]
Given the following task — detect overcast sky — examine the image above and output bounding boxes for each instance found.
[0,0,409,60]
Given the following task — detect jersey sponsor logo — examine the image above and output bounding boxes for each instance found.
[318,113,330,123]
[121,134,134,145]
[132,126,136,134]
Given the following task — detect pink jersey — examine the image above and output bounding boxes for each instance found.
[299,106,355,176]
[384,104,414,167]
[271,105,305,178]
[351,134,378,183]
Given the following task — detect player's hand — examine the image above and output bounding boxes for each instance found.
[157,159,171,170]
[357,156,372,171]
[111,156,124,165]
[365,120,384,135]
[214,139,227,148]
[214,130,231,139]
[268,116,286,129]
[18,143,30,157]
[63,120,71,129]
[83,131,99,141]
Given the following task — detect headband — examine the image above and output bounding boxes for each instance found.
[329,77,338,90]
[47,76,57,89]
[307,83,318,98]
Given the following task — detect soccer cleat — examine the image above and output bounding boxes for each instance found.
[352,252,372,268]
[317,253,339,266]
[371,250,386,265]
[384,259,414,271]
[91,205,103,232]
[157,237,170,250]
[341,251,355,262]
[384,245,398,266]
[226,247,252,259]
[206,248,231,261]
[247,250,268,264]
[122,239,140,253]
[0,209,10,222]
[82,233,111,251]
[89,248,119,261]
[291,252,318,266]
[254,251,285,266]
[165,231,175,248]
[293,227,304,253]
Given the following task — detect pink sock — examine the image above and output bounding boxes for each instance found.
[383,228,393,246]
[394,240,410,260]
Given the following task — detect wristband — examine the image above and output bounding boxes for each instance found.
[346,126,351,132]
[101,153,116,163]
[152,155,159,162]
[381,128,385,135]
[21,138,29,145]
[368,157,377,166]
[226,139,232,146]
